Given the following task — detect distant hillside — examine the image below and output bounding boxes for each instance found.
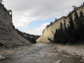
[16,29,40,43]
[37,3,84,43]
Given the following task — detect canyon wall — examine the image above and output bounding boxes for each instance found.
[37,6,84,43]
[0,3,30,48]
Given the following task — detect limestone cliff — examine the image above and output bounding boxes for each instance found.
[0,3,30,48]
[37,5,84,43]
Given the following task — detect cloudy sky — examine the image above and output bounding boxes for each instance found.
[3,0,84,35]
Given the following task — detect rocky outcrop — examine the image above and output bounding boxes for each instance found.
[0,3,30,48]
[37,6,84,43]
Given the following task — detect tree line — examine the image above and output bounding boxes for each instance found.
[54,11,84,44]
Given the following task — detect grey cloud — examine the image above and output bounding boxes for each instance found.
[3,0,84,19]
[27,0,84,19]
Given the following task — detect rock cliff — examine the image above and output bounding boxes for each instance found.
[0,3,30,48]
[37,6,84,43]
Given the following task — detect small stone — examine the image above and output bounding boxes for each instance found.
[0,55,5,61]
[55,60,61,63]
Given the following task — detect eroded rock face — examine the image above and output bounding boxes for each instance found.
[0,3,30,48]
[37,6,84,43]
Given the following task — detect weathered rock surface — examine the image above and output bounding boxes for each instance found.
[0,3,30,48]
[37,6,84,43]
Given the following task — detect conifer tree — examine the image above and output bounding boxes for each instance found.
[68,15,75,44]
[79,11,84,41]
[64,20,67,32]
[74,11,79,30]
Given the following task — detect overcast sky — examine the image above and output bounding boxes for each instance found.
[3,0,84,35]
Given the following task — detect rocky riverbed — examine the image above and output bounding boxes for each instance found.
[0,43,84,63]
